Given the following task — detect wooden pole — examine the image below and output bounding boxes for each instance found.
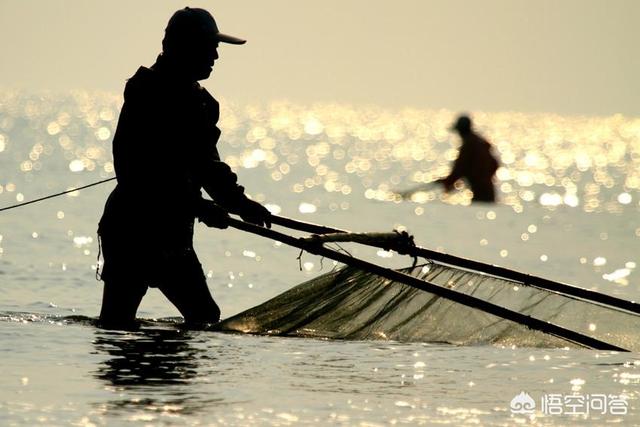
[269,215,640,315]
[229,217,628,352]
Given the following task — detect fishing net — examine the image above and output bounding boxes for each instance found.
[218,262,640,350]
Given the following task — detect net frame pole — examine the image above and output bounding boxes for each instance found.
[269,215,640,315]
[229,217,628,352]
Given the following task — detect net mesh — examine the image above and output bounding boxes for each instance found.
[218,262,640,349]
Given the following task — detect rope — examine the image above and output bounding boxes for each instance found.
[0,177,116,213]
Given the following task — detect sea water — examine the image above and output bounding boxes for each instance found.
[1,90,640,425]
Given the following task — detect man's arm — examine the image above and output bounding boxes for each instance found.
[440,143,472,191]
[200,161,271,228]
[195,89,271,227]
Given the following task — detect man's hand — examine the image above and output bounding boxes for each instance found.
[239,199,272,228]
[198,199,230,229]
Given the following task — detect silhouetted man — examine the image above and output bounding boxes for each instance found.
[439,115,499,202]
[98,8,271,329]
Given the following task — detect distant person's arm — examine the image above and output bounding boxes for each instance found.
[440,143,472,192]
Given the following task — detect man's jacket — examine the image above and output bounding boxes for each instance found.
[99,58,245,246]
[442,132,499,202]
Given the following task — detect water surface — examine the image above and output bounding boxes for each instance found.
[1,91,640,425]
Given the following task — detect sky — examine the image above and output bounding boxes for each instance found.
[0,0,638,116]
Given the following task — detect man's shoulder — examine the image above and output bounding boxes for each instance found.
[123,66,159,99]
[466,132,490,146]
[130,66,154,80]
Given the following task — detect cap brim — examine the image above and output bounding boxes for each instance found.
[216,32,246,45]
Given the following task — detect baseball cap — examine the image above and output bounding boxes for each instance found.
[165,7,246,45]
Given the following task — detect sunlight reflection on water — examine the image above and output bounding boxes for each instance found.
[3,91,639,213]
[1,91,640,425]
[2,91,639,288]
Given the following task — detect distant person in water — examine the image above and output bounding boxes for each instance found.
[438,115,499,202]
[98,8,271,329]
